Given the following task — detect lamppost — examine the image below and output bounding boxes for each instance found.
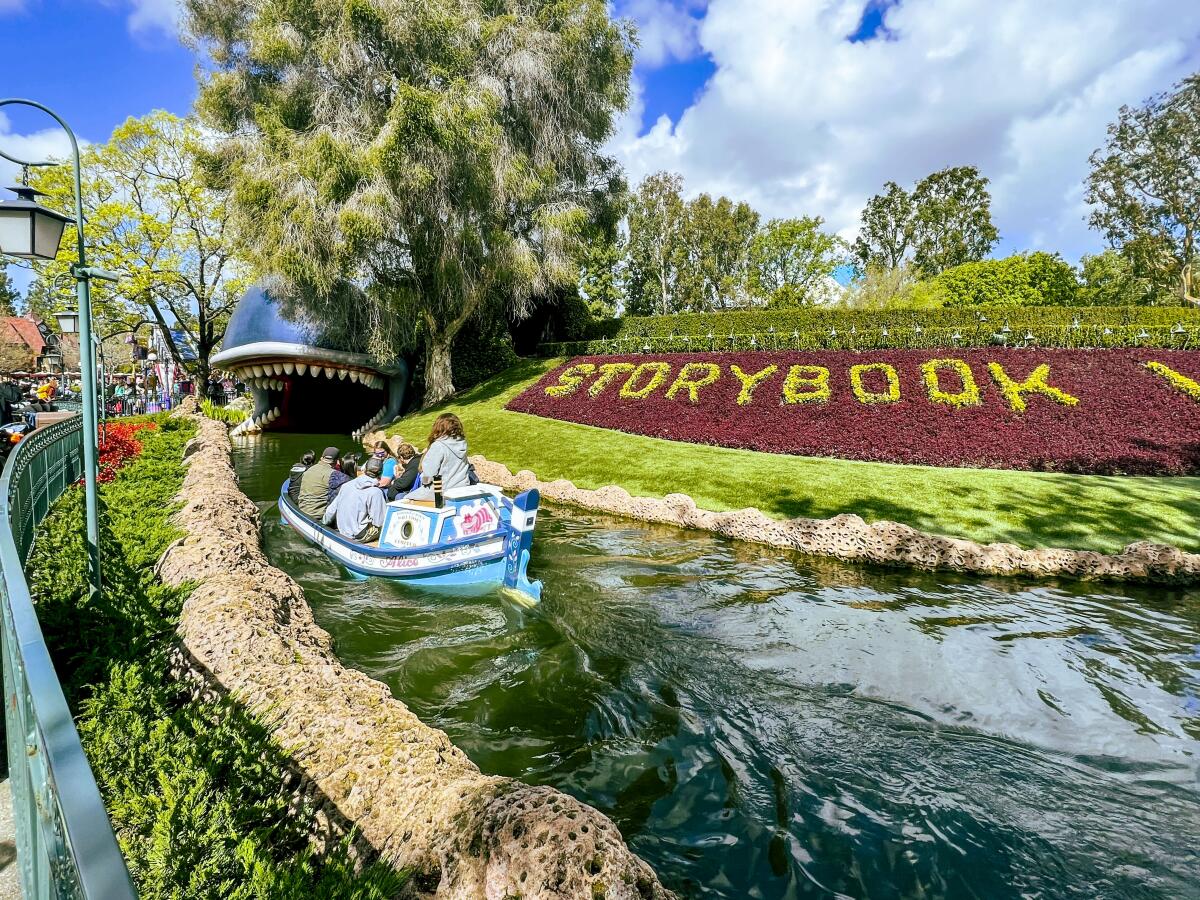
[0,99,118,597]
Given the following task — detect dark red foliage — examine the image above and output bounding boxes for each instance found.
[96,421,157,482]
[507,349,1200,475]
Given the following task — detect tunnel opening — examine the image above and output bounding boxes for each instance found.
[281,373,386,434]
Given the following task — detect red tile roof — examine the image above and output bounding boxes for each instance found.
[0,317,47,352]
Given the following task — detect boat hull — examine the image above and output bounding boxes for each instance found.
[278,484,542,602]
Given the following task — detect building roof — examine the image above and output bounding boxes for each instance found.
[1,317,47,352]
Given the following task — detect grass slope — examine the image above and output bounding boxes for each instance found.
[389,358,1200,554]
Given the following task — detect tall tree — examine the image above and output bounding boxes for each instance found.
[748,217,847,307]
[0,267,20,317]
[676,193,760,311]
[909,166,999,275]
[187,0,633,405]
[577,234,626,319]
[28,112,245,383]
[1086,74,1200,306]
[853,181,913,272]
[625,172,687,316]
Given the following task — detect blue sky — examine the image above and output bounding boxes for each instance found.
[3,0,1200,296]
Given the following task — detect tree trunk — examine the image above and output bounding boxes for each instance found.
[423,331,455,408]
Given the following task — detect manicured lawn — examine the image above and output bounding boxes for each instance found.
[389,358,1200,553]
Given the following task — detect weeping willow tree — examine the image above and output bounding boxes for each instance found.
[185,0,633,404]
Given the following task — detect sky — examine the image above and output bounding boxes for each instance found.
[2,0,1199,298]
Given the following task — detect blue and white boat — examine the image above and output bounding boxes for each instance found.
[279,481,543,605]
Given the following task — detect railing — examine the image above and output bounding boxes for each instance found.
[0,415,137,899]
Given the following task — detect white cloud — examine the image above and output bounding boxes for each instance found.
[617,0,707,68]
[0,0,26,13]
[125,0,182,39]
[611,0,1200,262]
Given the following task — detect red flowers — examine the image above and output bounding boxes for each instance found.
[96,422,157,482]
[507,349,1200,475]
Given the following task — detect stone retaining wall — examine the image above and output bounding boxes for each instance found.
[457,454,1199,585]
[157,412,672,899]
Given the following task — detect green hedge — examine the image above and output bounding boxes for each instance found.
[200,398,248,425]
[26,416,404,899]
[539,305,1200,354]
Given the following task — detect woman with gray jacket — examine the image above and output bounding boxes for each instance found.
[407,413,471,500]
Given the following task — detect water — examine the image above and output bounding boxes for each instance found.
[233,433,1200,899]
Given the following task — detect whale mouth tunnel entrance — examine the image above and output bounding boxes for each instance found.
[224,359,390,435]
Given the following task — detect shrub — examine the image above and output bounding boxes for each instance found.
[547,304,1200,356]
[933,252,1080,307]
[200,398,248,425]
[26,417,405,898]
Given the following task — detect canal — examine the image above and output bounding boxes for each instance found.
[232,432,1200,899]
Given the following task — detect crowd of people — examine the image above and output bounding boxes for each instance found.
[287,412,475,543]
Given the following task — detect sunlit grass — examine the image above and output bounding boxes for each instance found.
[390,358,1200,553]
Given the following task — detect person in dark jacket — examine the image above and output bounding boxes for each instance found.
[327,453,357,505]
[287,451,315,506]
[297,446,338,518]
[385,443,423,501]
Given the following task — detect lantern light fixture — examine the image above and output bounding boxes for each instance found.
[0,184,73,260]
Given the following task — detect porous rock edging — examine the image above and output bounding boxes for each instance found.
[461,454,1200,585]
[157,412,673,900]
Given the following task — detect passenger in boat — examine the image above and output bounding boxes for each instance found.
[327,453,356,505]
[372,441,396,486]
[287,451,315,506]
[323,456,387,542]
[407,413,470,501]
[385,443,423,501]
[297,446,339,518]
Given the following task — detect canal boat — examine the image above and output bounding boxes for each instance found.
[278,480,543,605]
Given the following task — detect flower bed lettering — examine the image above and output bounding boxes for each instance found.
[507,350,1200,474]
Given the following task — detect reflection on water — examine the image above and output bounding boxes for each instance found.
[234,432,1200,898]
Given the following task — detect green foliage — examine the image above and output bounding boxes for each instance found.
[853,167,999,277]
[26,418,405,898]
[624,171,687,316]
[26,112,247,382]
[676,193,760,311]
[853,182,913,271]
[449,311,520,395]
[577,234,625,318]
[1086,73,1200,304]
[1079,249,1162,306]
[200,399,248,425]
[544,304,1200,353]
[748,216,848,307]
[188,0,634,404]
[0,265,20,316]
[909,166,1000,275]
[933,252,1080,307]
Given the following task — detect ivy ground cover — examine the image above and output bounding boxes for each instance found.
[507,349,1200,475]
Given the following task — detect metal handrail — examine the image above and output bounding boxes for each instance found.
[0,415,137,899]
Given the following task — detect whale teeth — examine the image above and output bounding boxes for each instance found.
[338,368,348,380]
[322,366,333,379]
[296,363,307,376]
[252,365,265,378]
[283,362,294,375]
[272,363,283,376]
[348,370,360,384]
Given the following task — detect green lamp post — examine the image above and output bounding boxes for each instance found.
[0,99,117,596]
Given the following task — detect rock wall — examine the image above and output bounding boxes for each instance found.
[158,413,672,900]
[460,455,1200,585]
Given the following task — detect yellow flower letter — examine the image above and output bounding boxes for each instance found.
[921,358,981,408]
[665,362,722,403]
[620,362,672,399]
[987,363,1079,413]
[588,362,636,398]
[782,365,831,404]
[849,363,900,404]
[1145,360,1200,402]
[544,362,596,397]
[730,364,779,406]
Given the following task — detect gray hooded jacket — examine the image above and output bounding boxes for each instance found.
[408,436,469,499]
[323,474,386,540]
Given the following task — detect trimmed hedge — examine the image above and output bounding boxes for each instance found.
[26,415,405,899]
[542,306,1200,355]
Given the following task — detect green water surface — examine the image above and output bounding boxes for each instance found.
[232,432,1200,899]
